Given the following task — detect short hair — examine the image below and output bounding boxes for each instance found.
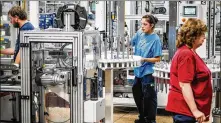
[8,6,27,20]
[176,18,207,48]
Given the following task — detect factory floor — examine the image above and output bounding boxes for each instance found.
[40,106,212,123]
[113,107,214,123]
[113,107,173,123]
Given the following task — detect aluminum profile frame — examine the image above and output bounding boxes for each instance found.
[20,29,100,123]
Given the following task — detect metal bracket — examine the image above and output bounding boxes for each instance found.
[20,95,29,100]
[20,43,29,47]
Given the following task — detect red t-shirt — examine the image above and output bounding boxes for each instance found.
[166,45,212,120]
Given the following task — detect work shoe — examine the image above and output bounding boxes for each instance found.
[144,117,156,123]
[134,118,145,123]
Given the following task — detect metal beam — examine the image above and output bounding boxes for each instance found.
[125,14,169,21]
[117,1,125,37]
[168,1,177,60]
[208,1,212,58]
[212,1,216,56]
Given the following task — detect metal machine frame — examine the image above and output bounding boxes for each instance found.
[20,29,100,123]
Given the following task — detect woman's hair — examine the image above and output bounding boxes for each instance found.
[176,18,207,48]
[8,6,27,20]
[142,14,158,28]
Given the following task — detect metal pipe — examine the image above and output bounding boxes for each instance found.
[130,36,133,59]
[39,87,45,123]
[126,36,129,59]
[98,68,103,97]
[0,85,21,89]
[168,1,177,60]
[110,36,113,59]
[117,36,120,58]
[104,38,107,59]
[122,36,125,59]
[108,1,114,59]
[77,32,83,123]
[208,1,211,58]
[28,38,31,123]
[98,35,102,59]
[212,1,216,56]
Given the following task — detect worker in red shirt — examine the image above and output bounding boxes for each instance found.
[166,18,212,123]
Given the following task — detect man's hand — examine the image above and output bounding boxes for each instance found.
[0,48,14,55]
[192,110,206,123]
[14,51,21,65]
[141,58,145,62]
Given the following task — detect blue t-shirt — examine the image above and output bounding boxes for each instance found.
[131,30,162,84]
[14,22,34,61]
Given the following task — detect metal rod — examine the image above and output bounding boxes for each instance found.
[117,36,120,58]
[0,85,21,89]
[77,32,83,123]
[39,87,45,123]
[110,36,113,59]
[168,1,177,60]
[130,36,133,59]
[98,35,102,59]
[212,1,216,56]
[93,35,97,68]
[208,1,211,58]
[122,36,125,59]
[104,38,107,59]
[70,71,73,123]
[126,36,129,59]
[109,1,114,59]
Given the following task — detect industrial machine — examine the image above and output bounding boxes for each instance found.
[1,4,103,123]
[0,3,141,123]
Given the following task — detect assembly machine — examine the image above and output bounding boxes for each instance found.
[0,3,141,123]
[19,4,106,123]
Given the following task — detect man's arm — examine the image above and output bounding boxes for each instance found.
[180,82,198,112]
[0,48,14,55]
[14,50,20,65]
[179,82,206,123]
[142,56,161,63]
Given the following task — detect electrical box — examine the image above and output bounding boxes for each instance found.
[84,98,105,122]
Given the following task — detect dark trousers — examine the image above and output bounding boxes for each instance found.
[173,114,196,123]
[132,75,157,122]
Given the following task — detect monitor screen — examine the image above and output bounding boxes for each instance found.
[183,6,197,16]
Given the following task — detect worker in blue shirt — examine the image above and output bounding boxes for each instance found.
[0,6,34,67]
[131,14,162,123]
